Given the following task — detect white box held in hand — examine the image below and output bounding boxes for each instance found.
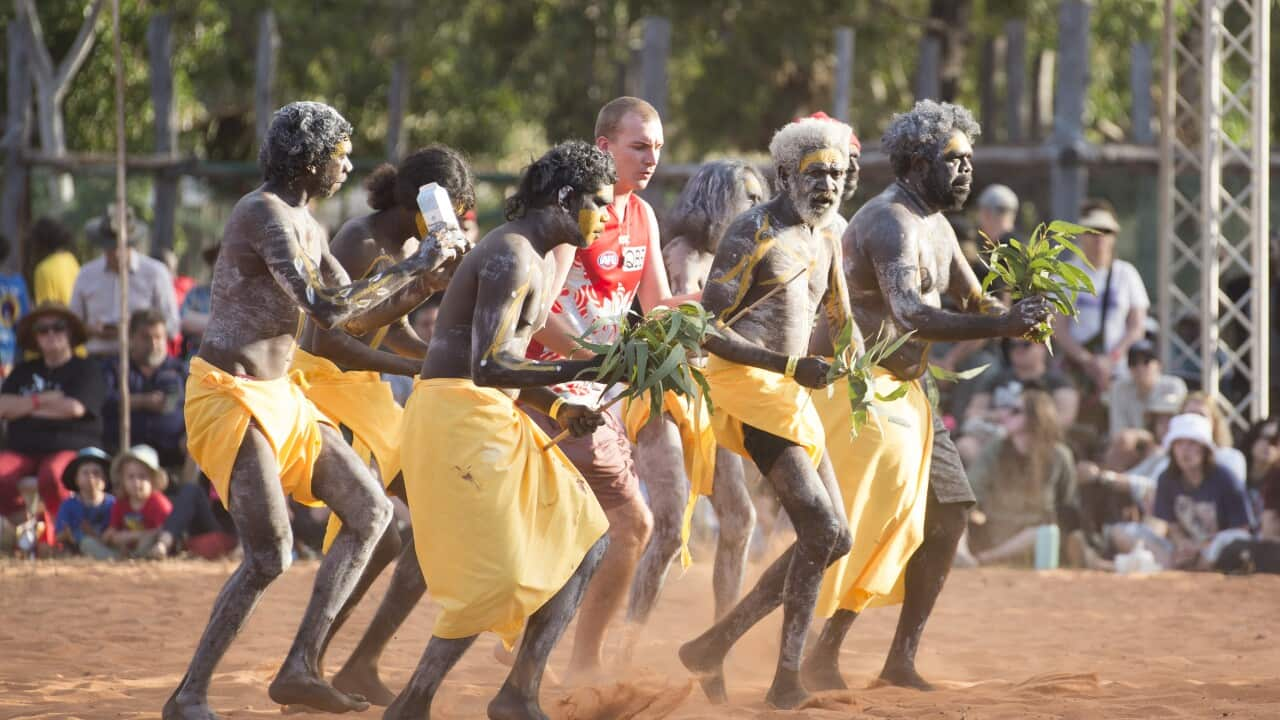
[416,182,461,234]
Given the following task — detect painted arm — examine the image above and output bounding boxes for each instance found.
[255,209,456,333]
[518,386,605,436]
[869,215,1045,341]
[471,251,598,389]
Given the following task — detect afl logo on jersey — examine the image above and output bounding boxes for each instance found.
[597,250,619,270]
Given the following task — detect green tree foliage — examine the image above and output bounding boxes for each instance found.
[0,0,1271,169]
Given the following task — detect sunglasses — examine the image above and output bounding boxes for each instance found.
[34,321,67,335]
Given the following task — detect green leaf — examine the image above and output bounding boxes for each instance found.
[929,363,991,383]
[876,382,911,402]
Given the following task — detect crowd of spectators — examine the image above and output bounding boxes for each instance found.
[1,193,1279,579]
[939,193,1280,574]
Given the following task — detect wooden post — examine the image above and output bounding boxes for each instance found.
[832,27,855,123]
[1049,0,1091,222]
[254,10,280,148]
[979,35,1006,141]
[148,14,177,254]
[385,58,407,163]
[1005,20,1027,143]
[915,35,942,100]
[112,0,130,450]
[640,16,671,118]
[1031,50,1055,141]
[1130,41,1155,144]
[2,22,32,271]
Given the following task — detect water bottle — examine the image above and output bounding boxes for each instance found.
[1033,523,1060,570]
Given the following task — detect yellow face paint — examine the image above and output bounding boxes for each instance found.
[578,207,607,246]
[943,132,973,157]
[331,136,352,160]
[798,148,845,173]
[414,212,429,239]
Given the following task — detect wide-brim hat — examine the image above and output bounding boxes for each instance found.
[16,302,87,352]
[1163,413,1216,452]
[1078,207,1120,234]
[1146,386,1187,416]
[61,447,113,493]
[111,444,166,487]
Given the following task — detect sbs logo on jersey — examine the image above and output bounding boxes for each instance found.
[596,250,619,270]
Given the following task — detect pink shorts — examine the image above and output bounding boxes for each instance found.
[524,404,639,511]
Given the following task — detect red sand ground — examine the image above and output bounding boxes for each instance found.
[3,559,1279,719]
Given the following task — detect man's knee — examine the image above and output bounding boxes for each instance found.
[830,522,853,561]
[718,501,756,546]
[608,494,653,551]
[247,541,293,581]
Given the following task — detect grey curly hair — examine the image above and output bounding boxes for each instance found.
[666,160,767,252]
[769,117,853,174]
[881,99,980,178]
[259,101,353,185]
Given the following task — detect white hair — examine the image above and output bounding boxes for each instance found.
[768,117,853,173]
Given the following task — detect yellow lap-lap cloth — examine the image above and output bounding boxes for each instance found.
[185,356,334,509]
[289,349,405,552]
[703,355,825,468]
[816,367,933,616]
[401,378,609,647]
[623,390,717,568]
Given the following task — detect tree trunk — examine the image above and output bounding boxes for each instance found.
[17,0,108,210]
[2,21,32,273]
[254,10,280,148]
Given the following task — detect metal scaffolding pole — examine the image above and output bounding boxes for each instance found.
[1160,0,1270,432]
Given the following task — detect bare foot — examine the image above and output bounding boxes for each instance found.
[331,661,396,707]
[876,664,934,691]
[487,684,549,720]
[800,654,848,692]
[677,637,727,704]
[162,692,221,720]
[268,671,369,713]
[764,670,809,709]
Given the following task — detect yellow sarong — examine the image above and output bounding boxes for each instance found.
[816,367,933,615]
[703,355,824,467]
[185,356,333,508]
[623,390,717,568]
[289,349,406,552]
[401,378,609,646]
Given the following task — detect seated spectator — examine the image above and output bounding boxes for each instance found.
[178,243,219,359]
[102,445,172,558]
[0,304,106,523]
[963,388,1103,568]
[69,205,178,363]
[1107,339,1187,439]
[1244,417,1279,516]
[27,217,80,307]
[0,232,31,377]
[53,447,116,559]
[1055,200,1149,428]
[1182,391,1246,484]
[959,339,1079,463]
[1112,414,1251,570]
[143,476,237,561]
[102,309,187,469]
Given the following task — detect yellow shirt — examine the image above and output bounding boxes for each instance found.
[33,251,80,306]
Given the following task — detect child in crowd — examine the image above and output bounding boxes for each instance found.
[102,445,172,558]
[53,447,116,559]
